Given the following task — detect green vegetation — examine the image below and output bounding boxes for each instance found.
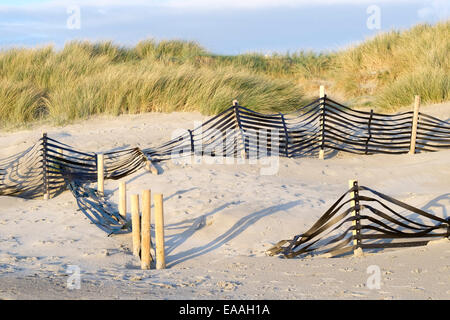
[333,22,450,110]
[0,21,448,128]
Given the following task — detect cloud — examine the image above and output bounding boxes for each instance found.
[417,0,450,20]
[1,0,418,11]
[162,0,415,10]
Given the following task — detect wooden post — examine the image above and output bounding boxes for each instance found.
[119,181,127,219]
[280,113,290,158]
[145,160,159,175]
[131,194,141,258]
[348,180,363,257]
[365,110,373,155]
[409,95,420,155]
[141,189,152,269]
[233,100,247,160]
[318,86,325,160]
[319,85,325,99]
[97,153,104,194]
[154,193,166,269]
[188,129,195,154]
[42,132,49,200]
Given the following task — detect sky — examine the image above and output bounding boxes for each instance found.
[0,0,448,54]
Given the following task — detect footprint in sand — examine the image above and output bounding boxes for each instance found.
[216,280,240,291]
[411,268,427,274]
[34,240,55,246]
[438,265,450,272]
[412,287,425,291]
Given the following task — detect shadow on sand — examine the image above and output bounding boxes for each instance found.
[166,200,302,267]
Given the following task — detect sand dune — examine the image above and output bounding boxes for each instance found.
[0,103,449,299]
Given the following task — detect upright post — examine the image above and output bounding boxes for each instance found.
[154,193,166,269]
[188,129,195,154]
[233,100,247,160]
[131,194,141,258]
[145,159,159,175]
[318,86,325,160]
[365,110,373,155]
[280,113,290,158]
[319,85,325,99]
[141,189,152,269]
[42,132,49,200]
[348,180,363,257]
[97,153,104,194]
[119,181,127,219]
[409,95,420,155]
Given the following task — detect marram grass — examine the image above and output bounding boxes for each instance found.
[0,21,448,128]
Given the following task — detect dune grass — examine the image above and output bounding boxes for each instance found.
[332,22,450,109]
[0,20,448,128]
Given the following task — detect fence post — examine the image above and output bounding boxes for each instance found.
[348,179,363,257]
[409,95,421,155]
[131,194,141,258]
[280,113,290,158]
[318,86,326,160]
[188,129,195,154]
[365,110,373,155]
[145,159,158,175]
[233,100,247,160]
[154,193,166,269]
[42,132,49,200]
[97,153,104,194]
[119,181,127,219]
[319,85,325,99]
[141,189,152,269]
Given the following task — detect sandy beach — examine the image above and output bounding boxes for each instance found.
[0,102,449,300]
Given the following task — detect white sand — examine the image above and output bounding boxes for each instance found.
[0,103,449,300]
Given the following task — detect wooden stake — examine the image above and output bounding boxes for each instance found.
[42,132,49,200]
[233,100,247,160]
[145,160,159,175]
[119,181,127,219]
[318,86,325,160]
[154,193,166,269]
[141,189,152,270]
[97,153,104,194]
[348,180,363,257]
[319,85,325,99]
[409,95,420,155]
[349,179,357,245]
[131,194,141,258]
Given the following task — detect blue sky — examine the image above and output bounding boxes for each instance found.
[0,0,448,54]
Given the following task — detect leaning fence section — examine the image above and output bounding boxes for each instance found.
[144,96,450,161]
[322,97,415,155]
[416,113,450,152]
[268,180,450,258]
[0,96,449,233]
[0,134,154,233]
